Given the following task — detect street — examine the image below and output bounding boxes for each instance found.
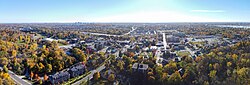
[0,67,31,85]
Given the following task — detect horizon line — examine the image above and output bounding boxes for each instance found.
[1,21,250,24]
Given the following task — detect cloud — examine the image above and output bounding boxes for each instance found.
[191,10,225,13]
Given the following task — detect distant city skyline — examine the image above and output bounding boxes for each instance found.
[1,0,250,23]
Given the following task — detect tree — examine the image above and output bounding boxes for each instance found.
[164,61,177,74]
[30,71,34,80]
[35,74,39,81]
[160,73,168,84]
[12,50,17,57]
[237,67,248,79]
[213,63,220,71]
[128,52,135,57]
[0,57,8,66]
[209,70,217,78]
[148,76,156,83]
[93,72,100,81]
[117,60,125,71]
[232,54,238,61]
[130,37,136,43]
[3,65,8,73]
[72,48,87,62]
[38,63,45,72]
[44,74,48,81]
[39,79,43,84]
[0,78,2,85]
[168,71,182,84]
[227,62,232,67]
[79,53,87,63]
[19,35,23,42]
[195,56,202,62]
[108,74,115,82]
[155,65,164,79]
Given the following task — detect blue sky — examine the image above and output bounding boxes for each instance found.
[0,0,250,23]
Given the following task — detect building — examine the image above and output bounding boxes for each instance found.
[19,27,33,32]
[173,32,186,37]
[49,71,70,84]
[117,40,130,46]
[156,42,164,47]
[132,63,148,73]
[49,62,86,84]
[69,63,86,78]
[131,63,149,85]
[166,35,180,43]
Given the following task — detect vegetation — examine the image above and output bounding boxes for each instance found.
[95,41,250,85]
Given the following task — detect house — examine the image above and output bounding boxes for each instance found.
[170,52,177,58]
[131,63,149,85]
[173,45,185,51]
[156,42,164,47]
[106,47,118,54]
[19,27,33,32]
[132,63,148,73]
[85,43,96,53]
[49,62,86,84]
[49,71,70,84]
[68,38,79,44]
[127,45,136,53]
[173,32,186,38]
[166,35,180,43]
[173,57,182,62]
[117,40,130,46]
[94,41,105,51]
[161,59,169,66]
[69,63,86,78]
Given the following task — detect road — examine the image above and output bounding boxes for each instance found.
[8,71,32,85]
[72,49,119,85]
[185,47,195,58]
[82,27,137,37]
[155,32,167,65]
[72,65,106,85]
[0,67,31,85]
[162,33,167,50]
[59,44,76,49]
[155,49,162,65]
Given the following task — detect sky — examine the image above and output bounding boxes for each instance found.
[0,0,250,23]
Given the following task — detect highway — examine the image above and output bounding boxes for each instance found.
[162,33,167,50]
[82,27,137,37]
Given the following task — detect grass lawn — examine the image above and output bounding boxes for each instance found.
[177,51,191,57]
[62,71,91,85]
[189,41,206,45]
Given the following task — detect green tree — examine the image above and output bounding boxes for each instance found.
[46,64,52,73]
[209,70,217,78]
[3,65,8,73]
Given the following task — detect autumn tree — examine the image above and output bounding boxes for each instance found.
[93,72,100,81]
[12,50,17,57]
[108,74,115,82]
[168,71,182,85]
[30,71,34,80]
